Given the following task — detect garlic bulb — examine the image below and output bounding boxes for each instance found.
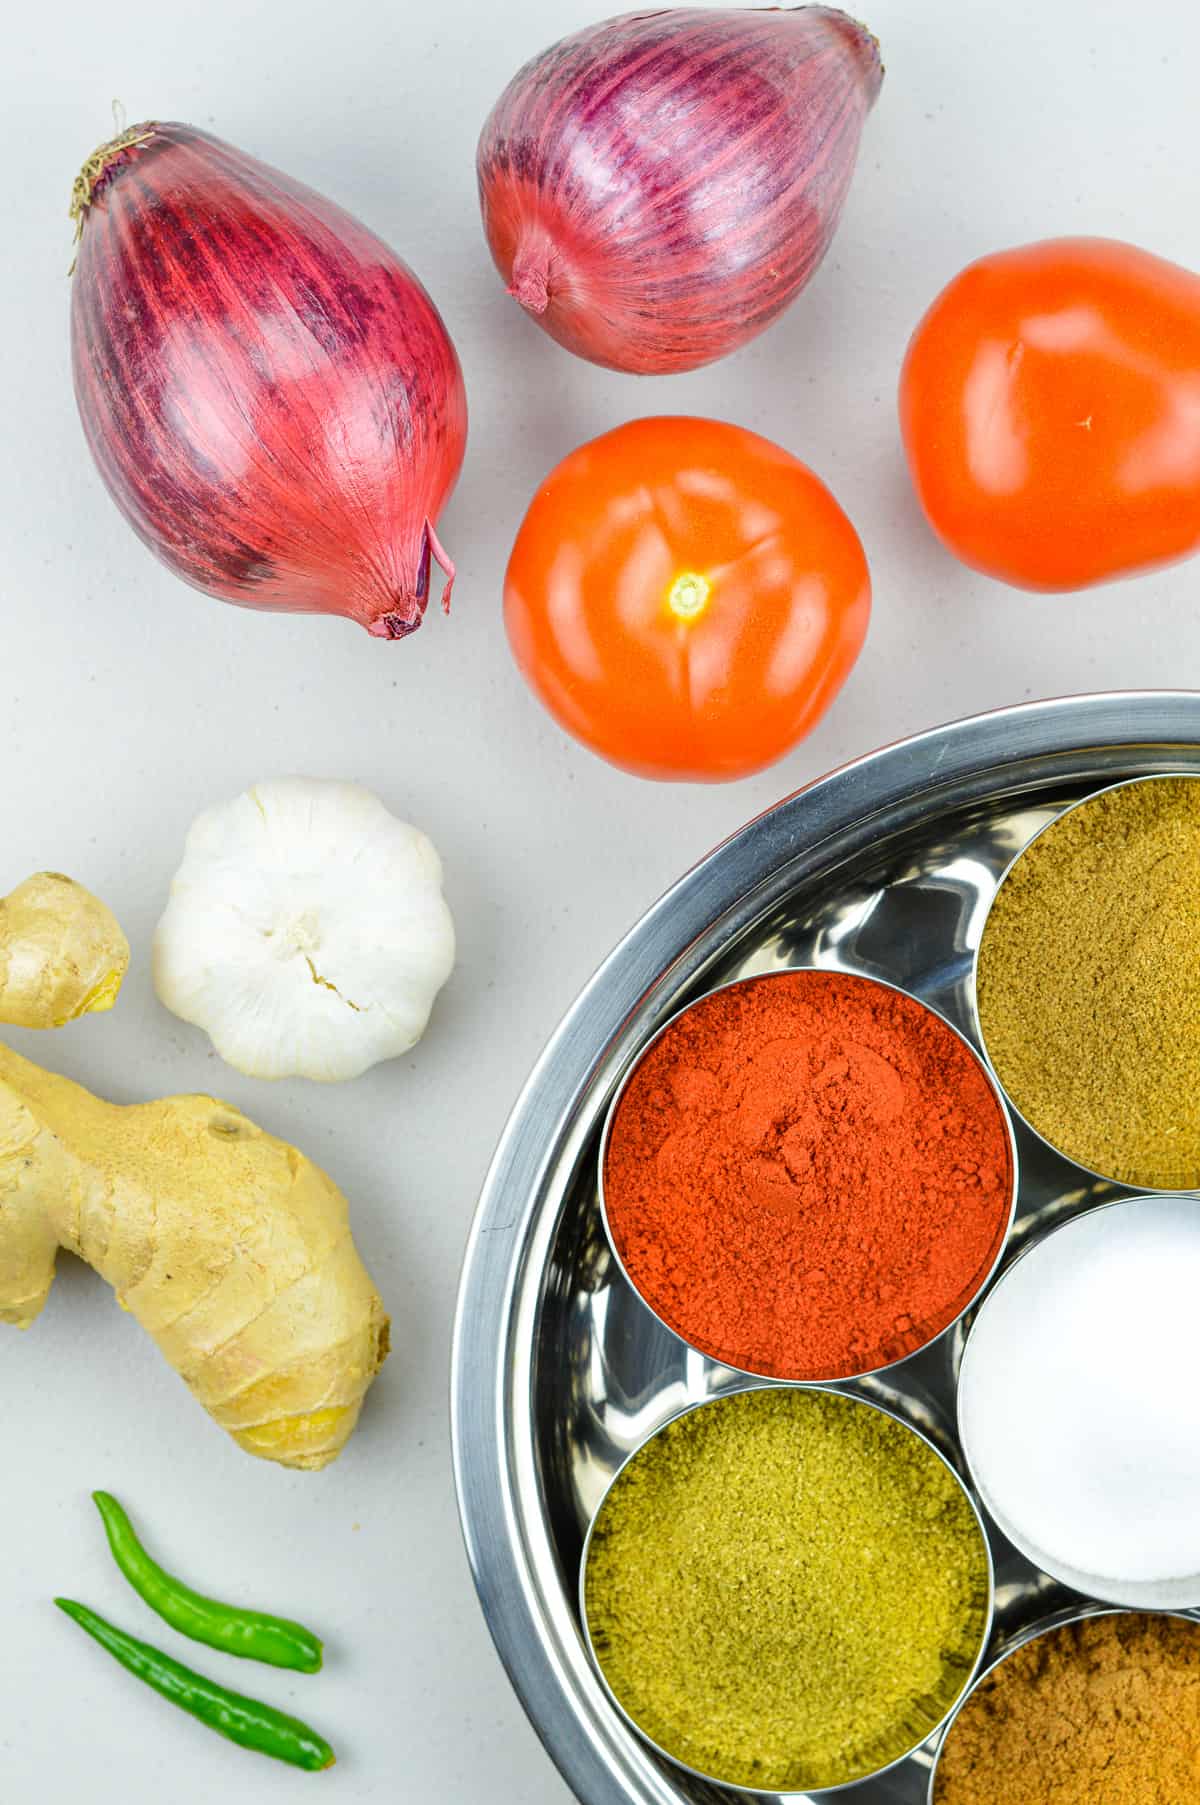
[154,779,455,1082]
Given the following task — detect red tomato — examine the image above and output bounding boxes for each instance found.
[503,417,870,781]
[900,237,1200,591]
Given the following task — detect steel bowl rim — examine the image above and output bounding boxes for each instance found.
[577,1379,996,1799]
[596,966,1020,1387]
[970,769,1200,1194]
[957,1189,1200,1608]
[923,1599,1200,1805]
[452,691,1200,1805]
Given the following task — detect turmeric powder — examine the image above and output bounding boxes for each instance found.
[584,1387,990,1791]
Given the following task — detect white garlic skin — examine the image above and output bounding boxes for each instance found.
[153,778,455,1082]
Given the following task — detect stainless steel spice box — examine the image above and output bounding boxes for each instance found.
[452,693,1200,1805]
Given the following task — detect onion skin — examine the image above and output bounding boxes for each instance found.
[477,7,882,376]
[71,124,467,639]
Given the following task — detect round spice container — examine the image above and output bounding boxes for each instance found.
[600,969,1016,1382]
[928,1607,1200,1805]
[580,1385,994,1795]
[975,772,1200,1188]
[957,1194,1200,1607]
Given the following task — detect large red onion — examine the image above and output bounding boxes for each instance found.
[70,124,467,639]
[477,7,882,376]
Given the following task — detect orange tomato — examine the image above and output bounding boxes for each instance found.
[503,417,870,781]
[900,237,1200,591]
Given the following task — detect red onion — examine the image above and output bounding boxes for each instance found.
[70,124,467,639]
[477,7,882,376]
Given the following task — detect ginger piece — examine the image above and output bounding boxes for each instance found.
[0,872,129,1026]
[0,874,388,1470]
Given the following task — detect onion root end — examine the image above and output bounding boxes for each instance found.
[509,254,551,316]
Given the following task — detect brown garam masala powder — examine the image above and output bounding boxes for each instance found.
[933,1613,1200,1805]
[977,775,1200,1188]
[583,1387,990,1792]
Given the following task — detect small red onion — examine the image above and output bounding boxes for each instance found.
[477,7,882,376]
[70,124,467,640]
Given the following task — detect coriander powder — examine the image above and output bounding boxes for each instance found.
[977,775,1200,1188]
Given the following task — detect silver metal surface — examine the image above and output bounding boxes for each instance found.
[452,692,1200,1805]
[596,969,1019,1384]
[971,770,1200,1190]
[578,1385,996,1797]
[924,1603,1200,1804]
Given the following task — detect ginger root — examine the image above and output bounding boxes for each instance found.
[0,872,129,1026]
[0,875,388,1470]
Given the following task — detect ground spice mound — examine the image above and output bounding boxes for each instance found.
[602,970,1012,1379]
[977,776,1200,1188]
[933,1613,1200,1805]
[584,1387,991,1792]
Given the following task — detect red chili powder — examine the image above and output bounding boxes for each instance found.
[602,971,1013,1380]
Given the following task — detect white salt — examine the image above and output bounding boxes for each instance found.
[958,1195,1200,1594]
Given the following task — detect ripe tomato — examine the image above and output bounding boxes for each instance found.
[900,237,1200,591]
[503,417,870,781]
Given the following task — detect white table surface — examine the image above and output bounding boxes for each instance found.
[3,0,1197,1797]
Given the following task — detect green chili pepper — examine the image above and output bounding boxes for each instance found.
[92,1491,323,1673]
[55,1599,335,1771]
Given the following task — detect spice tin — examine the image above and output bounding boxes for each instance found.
[596,970,1019,1385]
[957,1192,1200,1609]
[970,770,1200,1192]
[579,1384,995,1797]
[923,1602,1200,1805]
[453,693,1200,1805]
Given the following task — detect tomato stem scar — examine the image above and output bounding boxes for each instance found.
[667,572,712,622]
